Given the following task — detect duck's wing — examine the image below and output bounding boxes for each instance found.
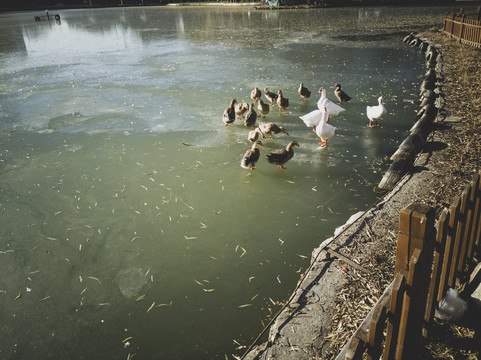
[244,110,257,126]
[266,149,288,164]
[341,91,352,102]
[325,101,345,116]
[366,104,385,120]
[299,109,323,127]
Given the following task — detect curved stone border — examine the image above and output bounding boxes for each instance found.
[378,33,444,191]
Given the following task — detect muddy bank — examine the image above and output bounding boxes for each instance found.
[242,27,481,359]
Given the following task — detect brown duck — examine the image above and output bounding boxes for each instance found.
[334,83,352,104]
[241,140,263,170]
[235,101,249,118]
[248,127,264,143]
[264,88,278,105]
[298,83,311,101]
[276,90,289,111]
[258,122,289,139]
[244,102,257,127]
[251,87,261,101]
[223,99,237,126]
[256,98,270,118]
[266,141,299,169]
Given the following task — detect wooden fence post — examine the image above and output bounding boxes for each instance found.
[460,13,466,42]
[448,195,466,286]
[439,198,461,292]
[424,209,448,337]
[457,184,475,276]
[394,204,436,359]
[382,273,407,360]
[466,173,480,260]
[394,203,436,275]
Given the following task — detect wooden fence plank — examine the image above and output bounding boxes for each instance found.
[335,281,396,360]
[473,171,481,252]
[367,304,388,360]
[395,249,422,360]
[345,337,365,360]
[449,192,467,286]
[457,184,475,275]
[383,273,407,360]
[424,208,449,337]
[466,173,480,260]
[394,203,435,274]
[439,197,460,292]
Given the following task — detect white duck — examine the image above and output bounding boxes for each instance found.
[366,96,387,127]
[315,107,336,148]
[317,87,345,116]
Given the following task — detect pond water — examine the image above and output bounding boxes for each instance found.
[0,5,454,359]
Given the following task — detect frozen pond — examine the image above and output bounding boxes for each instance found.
[0,5,452,359]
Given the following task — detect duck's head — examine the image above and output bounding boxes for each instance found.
[278,90,283,96]
[288,141,300,149]
[378,96,384,104]
[318,87,323,93]
[335,83,341,89]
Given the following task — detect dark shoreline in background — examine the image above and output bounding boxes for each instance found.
[0,0,475,13]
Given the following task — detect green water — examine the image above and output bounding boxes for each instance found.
[0,5,456,359]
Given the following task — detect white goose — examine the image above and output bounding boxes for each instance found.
[366,96,387,127]
[317,87,345,116]
[315,107,336,148]
[299,109,322,128]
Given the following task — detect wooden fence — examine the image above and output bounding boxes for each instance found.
[444,7,481,47]
[336,171,481,360]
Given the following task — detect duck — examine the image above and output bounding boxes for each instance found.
[241,140,263,170]
[244,102,258,127]
[317,87,345,117]
[256,98,270,118]
[266,141,299,169]
[298,83,311,101]
[264,88,278,105]
[248,127,264,143]
[259,122,289,139]
[223,99,237,126]
[235,101,249,118]
[251,87,261,101]
[366,96,387,128]
[315,107,336,147]
[276,90,289,111]
[334,84,352,104]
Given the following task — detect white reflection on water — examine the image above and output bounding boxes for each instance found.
[0,5,464,360]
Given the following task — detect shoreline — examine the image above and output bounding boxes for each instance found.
[1,1,478,13]
[243,28,481,359]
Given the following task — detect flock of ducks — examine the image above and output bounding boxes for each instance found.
[222,84,388,170]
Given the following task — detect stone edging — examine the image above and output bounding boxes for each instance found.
[378,32,444,191]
